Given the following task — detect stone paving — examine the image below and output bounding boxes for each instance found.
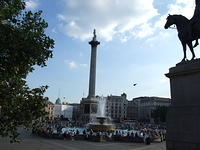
[0,130,166,150]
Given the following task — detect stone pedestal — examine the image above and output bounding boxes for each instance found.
[165,59,200,150]
[80,97,98,123]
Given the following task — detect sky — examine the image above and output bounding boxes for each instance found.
[25,0,197,103]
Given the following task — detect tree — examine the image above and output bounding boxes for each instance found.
[151,106,169,123]
[0,0,54,142]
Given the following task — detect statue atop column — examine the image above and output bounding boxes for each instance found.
[164,0,200,62]
[93,29,97,41]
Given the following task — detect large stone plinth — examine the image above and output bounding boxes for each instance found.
[165,59,200,150]
[80,97,98,123]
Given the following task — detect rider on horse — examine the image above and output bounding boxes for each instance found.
[189,0,200,47]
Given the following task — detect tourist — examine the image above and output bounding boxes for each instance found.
[76,129,79,135]
[71,130,75,141]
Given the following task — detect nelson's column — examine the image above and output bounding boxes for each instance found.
[80,30,100,123]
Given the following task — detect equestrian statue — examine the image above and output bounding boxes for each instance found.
[164,0,200,62]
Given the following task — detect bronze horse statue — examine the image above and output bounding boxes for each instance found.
[164,14,200,61]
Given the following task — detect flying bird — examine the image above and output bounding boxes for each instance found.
[133,83,137,86]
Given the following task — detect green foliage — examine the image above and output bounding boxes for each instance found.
[151,106,169,123]
[0,0,54,142]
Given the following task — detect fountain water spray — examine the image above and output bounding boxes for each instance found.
[97,96,106,117]
[88,96,115,132]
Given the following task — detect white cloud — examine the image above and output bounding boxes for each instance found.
[168,0,194,18]
[25,0,39,10]
[133,23,154,39]
[57,14,67,21]
[80,64,88,67]
[143,0,195,46]
[120,36,128,43]
[155,0,195,29]
[159,78,168,84]
[58,0,158,41]
[51,28,57,34]
[68,61,78,69]
[57,0,196,42]
[65,60,88,69]
[146,31,171,44]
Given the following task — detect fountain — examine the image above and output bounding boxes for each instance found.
[88,97,115,132]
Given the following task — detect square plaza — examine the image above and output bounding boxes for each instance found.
[0,129,165,150]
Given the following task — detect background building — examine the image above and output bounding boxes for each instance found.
[54,101,73,120]
[133,97,171,122]
[69,103,81,121]
[55,98,61,105]
[52,95,170,123]
[41,101,55,120]
[106,93,128,122]
[127,100,138,121]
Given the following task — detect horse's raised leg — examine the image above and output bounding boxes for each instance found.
[188,42,196,60]
[181,41,187,61]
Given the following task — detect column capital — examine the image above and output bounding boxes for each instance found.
[89,40,100,46]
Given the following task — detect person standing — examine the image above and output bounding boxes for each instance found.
[189,0,200,47]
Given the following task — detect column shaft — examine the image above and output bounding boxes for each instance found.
[88,45,97,98]
[88,41,100,98]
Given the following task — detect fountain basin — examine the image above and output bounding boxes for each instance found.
[88,116,115,132]
[88,123,115,132]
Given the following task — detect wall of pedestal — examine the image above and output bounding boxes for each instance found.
[166,59,200,150]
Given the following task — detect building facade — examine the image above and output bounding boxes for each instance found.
[106,93,128,122]
[41,101,55,120]
[133,97,171,122]
[127,100,138,121]
[54,103,73,120]
[69,103,81,121]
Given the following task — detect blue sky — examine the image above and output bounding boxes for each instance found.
[26,0,197,103]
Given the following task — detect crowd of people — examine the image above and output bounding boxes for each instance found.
[32,120,166,145]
